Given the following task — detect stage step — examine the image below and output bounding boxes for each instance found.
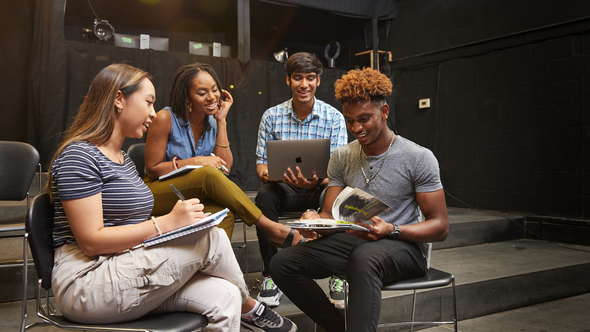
[2,181,589,332]
[270,239,590,331]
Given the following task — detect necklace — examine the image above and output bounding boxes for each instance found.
[359,131,395,184]
[104,145,123,164]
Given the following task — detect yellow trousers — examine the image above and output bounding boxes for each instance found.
[144,167,261,240]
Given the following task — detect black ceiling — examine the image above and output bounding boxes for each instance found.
[64,0,372,48]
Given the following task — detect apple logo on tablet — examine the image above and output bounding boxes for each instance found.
[295,156,302,163]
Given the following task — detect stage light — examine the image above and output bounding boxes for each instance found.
[93,18,115,41]
[273,48,288,64]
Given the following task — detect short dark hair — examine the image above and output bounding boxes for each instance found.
[168,63,223,122]
[286,52,323,78]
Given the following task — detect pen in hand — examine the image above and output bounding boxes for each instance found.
[210,153,230,174]
[170,184,185,201]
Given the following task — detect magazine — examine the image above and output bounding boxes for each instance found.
[286,186,390,231]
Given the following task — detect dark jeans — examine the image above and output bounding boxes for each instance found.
[270,232,428,332]
[255,182,324,276]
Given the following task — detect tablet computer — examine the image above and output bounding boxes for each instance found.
[266,138,330,181]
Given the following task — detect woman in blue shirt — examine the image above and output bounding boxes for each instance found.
[144,63,302,245]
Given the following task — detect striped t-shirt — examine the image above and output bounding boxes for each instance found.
[51,141,154,248]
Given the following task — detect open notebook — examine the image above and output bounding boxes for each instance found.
[140,208,229,247]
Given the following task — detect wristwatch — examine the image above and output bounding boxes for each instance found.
[387,224,401,240]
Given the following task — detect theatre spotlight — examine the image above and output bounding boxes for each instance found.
[273,48,288,64]
[93,18,114,41]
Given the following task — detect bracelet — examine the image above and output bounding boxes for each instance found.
[172,156,179,170]
[151,216,163,236]
[215,142,230,148]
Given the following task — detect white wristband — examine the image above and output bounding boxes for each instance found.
[151,216,163,236]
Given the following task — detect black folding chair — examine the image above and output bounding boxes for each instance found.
[21,193,208,332]
[339,268,458,332]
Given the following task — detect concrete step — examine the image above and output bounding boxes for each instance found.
[0,205,525,302]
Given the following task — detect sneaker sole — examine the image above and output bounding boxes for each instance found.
[241,319,298,332]
[257,292,283,307]
[329,297,345,310]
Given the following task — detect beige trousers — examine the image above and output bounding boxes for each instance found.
[52,227,249,332]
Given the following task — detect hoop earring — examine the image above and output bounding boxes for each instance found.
[116,108,122,113]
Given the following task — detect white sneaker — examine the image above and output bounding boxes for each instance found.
[256,276,283,307]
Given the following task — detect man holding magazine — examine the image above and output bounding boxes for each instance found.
[269,68,449,332]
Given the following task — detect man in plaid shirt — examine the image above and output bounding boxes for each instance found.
[254,52,347,307]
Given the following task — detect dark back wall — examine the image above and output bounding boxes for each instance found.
[386,0,590,218]
[3,0,590,218]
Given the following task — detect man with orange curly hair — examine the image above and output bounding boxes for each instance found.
[270,68,449,332]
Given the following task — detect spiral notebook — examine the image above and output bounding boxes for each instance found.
[141,208,229,247]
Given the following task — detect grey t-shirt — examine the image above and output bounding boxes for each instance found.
[327,135,443,263]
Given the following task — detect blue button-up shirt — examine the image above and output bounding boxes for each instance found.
[256,98,348,165]
[163,107,217,161]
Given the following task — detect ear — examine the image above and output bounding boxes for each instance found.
[316,75,321,87]
[286,75,291,86]
[381,103,390,121]
[114,90,124,110]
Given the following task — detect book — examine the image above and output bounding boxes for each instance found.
[142,208,229,247]
[286,186,390,231]
[159,165,202,180]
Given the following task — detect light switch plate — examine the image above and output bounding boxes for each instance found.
[419,98,430,109]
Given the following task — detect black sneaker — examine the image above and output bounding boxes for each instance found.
[329,276,347,310]
[241,302,297,332]
[256,276,283,307]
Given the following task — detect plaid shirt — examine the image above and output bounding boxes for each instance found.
[256,97,348,165]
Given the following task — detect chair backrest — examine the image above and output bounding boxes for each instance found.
[127,143,146,178]
[26,193,55,290]
[0,141,40,200]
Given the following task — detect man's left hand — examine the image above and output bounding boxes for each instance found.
[347,216,392,241]
[283,166,319,190]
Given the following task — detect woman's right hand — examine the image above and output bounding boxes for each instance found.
[190,155,227,170]
[164,198,206,231]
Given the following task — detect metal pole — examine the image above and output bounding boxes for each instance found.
[237,0,250,62]
[372,18,378,71]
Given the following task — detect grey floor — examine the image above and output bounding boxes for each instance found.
[2,277,589,332]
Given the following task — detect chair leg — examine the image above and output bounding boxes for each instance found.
[452,278,458,332]
[20,233,29,332]
[410,289,417,332]
[343,280,348,331]
[242,222,249,284]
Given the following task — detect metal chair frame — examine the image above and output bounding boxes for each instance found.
[340,268,458,331]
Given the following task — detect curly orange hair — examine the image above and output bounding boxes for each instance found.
[334,68,392,104]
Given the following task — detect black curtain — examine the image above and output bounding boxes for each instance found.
[258,0,397,19]
[0,0,36,142]
[9,0,349,191]
[27,0,67,169]
[43,41,348,190]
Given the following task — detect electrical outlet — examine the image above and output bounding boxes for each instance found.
[419,98,430,109]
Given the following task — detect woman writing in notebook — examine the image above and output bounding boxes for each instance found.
[144,63,303,246]
[48,63,296,332]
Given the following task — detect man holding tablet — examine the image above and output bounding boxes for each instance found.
[254,52,347,307]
